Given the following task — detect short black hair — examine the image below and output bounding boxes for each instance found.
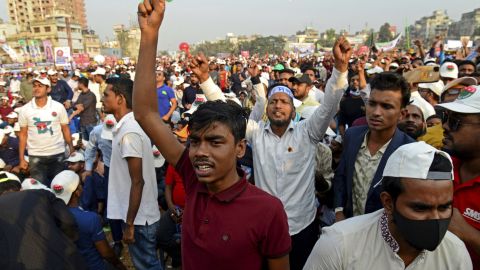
[426,114,441,122]
[458,60,476,69]
[106,78,134,109]
[78,77,89,88]
[279,69,295,75]
[302,66,316,74]
[188,100,247,143]
[369,72,411,108]
[0,180,20,195]
[382,153,452,202]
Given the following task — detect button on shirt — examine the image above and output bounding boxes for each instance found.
[175,149,291,270]
[352,133,391,216]
[18,97,69,156]
[107,112,160,225]
[303,209,472,270]
[246,68,347,235]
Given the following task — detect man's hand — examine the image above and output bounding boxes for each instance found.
[81,170,92,183]
[414,40,423,48]
[162,115,170,122]
[19,159,28,171]
[137,0,166,35]
[333,36,352,72]
[64,100,72,109]
[335,211,346,223]
[189,53,210,83]
[123,224,135,244]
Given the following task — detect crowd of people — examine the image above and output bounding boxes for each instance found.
[1,0,480,269]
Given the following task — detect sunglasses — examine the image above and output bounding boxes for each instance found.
[441,111,480,131]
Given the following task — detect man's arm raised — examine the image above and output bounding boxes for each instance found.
[133,0,184,167]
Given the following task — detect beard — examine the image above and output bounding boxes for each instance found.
[270,118,291,127]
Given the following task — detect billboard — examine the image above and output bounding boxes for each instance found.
[54,47,71,66]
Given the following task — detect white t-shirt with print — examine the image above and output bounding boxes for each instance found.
[18,97,69,156]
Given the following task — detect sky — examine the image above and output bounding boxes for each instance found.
[0,0,478,50]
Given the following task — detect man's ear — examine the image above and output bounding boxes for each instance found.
[399,108,407,121]
[380,191,394,215]
[236,138,247,159]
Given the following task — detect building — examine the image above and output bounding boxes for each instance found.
[448,8,480,39]
[0,19,17,40]
[410,10,452,43]
[83,30,101,56]
[294,27,319,44]
[112,24,141,60]
[7,0,88,32]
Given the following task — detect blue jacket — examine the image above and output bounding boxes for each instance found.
[50,80,73,104]
[333,126,415,218]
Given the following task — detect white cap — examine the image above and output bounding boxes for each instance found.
[334,135,343,144]
[418,80,445,97]
[366,66,384,75]
[437,85,480,114]
[21,178,51,191]
[101,114,116,140]
[440,62,458,79]
[40,69,47,73]
[382,142,452,181]
[50,170,80,204]
[92,67,106,76]
[152,145,165,168]
[182,94,207,117]
[3,125,13,135]
[172,78,185,87]
[71,133,87,147]
[442,77,478,95]
[0,81,6,87]
[74,70,81,77]
[0,158,5,169]
[0,171,20,183]
[390,62,399,69]
[1,96,8,100]
[47,69,58,76]
[66,152,85,163]
[33,77,51,87]
[6,112,18,119]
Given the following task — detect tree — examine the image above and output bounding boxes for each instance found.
[318,28,337,48]
[239,36,286,56]
[378,23,393,42]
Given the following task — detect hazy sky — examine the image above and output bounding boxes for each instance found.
[1,0,478,50]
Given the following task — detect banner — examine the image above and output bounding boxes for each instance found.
[375,33,402,52]
[42,40,54,62]
[54,47,71,66]
[28,40,42,61]
[288,43,315,57]
[241,51,250,58]
[72,53,90,68]
[18,39,30,60]
[1,43,20,62]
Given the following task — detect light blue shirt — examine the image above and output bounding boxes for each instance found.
[84,125,112,171]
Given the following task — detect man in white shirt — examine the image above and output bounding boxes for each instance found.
[18,77,74,185]
[304,142,472,270]
[102,77,161,269]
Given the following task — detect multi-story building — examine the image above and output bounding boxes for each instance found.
[448,8,480,39]
[113,24,141,60]
[83,30,101,56]
[410,10,452,43]
[7,0,87,32]
[295,27,319,43]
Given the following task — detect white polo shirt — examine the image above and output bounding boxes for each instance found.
[18,97,69,156]
[304,209,472,270]
[107,112,160,225]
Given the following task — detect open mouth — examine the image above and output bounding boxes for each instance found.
[194,163,214,177]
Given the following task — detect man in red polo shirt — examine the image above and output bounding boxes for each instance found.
[133,1,291,270]
[437,84,480,269]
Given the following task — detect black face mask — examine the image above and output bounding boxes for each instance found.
[393,208,451,251]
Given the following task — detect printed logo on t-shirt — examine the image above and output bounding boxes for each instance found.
[463,208,480,223]
[162,90,167,96]
[33,117,53,135]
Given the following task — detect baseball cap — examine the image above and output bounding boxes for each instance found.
[366,66,384,75]
[440,62,458,79]
[50,170,80,204]
[0,171,20,184]
[418,80,445,96]
[382,141,453,181]
[71,133,87,147]
[289,74,312,85]
[441,77,477,95]
[92,67,106,76]
[3,125,13,135]
[152,145,165,168]
[182,94,207,117]
[47,69,57,76]
[6,112,18,119]
[101,114,117,140]
[66,152,85,163]
[273,64,285,71]
[0,158,5,169]
[33,77,51,87]
[21,178,51,191]
[436,85,480,114]
[0,96,8,100]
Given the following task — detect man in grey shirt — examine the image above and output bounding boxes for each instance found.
[70,77,97,140]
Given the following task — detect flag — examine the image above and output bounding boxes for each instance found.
[375,33,403,52]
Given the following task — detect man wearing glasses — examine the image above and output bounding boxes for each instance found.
[437,85,480,269]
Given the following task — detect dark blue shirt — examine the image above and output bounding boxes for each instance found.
[50,80,73,104]
[156,84,175,117]
[0,136,19,166]
[69,207,106,270]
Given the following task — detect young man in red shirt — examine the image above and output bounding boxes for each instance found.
[133,1,291,269]
[438,85,480,269]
